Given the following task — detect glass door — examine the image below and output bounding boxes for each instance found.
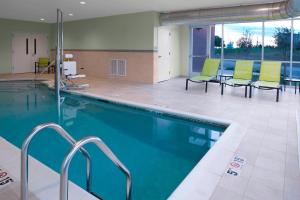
[189,26,210,76]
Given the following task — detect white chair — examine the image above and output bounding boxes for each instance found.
[61,54,89,90]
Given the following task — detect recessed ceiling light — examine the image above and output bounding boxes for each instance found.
[68,13,74,16]
[40,18,45,21]
[79,1,86,5]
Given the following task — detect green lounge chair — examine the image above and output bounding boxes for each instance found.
[186,58,220,92]
[34,57,50,74]
[35,57,50,74]
[221,60,254,98]
[249,61,282,102]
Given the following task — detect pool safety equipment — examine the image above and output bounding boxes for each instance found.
[61,54,89,90]
[21,123,132,200]
[55,9,63,102]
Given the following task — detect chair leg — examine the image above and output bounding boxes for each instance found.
[245,86,247,98]
[186,79,189,90]
[221,83,224,95]
[276,88,279,102]
[205,82,208,93]
[249,85,252,98]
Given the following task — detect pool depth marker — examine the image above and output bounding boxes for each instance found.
[0,167,14,190]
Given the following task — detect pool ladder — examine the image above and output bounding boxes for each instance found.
[20,123,132,200]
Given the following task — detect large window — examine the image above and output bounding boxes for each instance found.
[217,22,262,74]
[264,20,292,61]
[293,19,300,78]
[224,22,262,60]
[264,20,292,82]
[209,18,299,80]
[212,25,222,58]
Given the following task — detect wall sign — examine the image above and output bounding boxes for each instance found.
[226,155,246,176]
[0,168,14,190]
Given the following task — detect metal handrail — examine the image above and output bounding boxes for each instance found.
[60,136,132,200]
[21,123,92,200]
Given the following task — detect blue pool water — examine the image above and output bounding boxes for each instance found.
[0,81,226,200]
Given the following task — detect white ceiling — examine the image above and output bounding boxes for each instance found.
[0,0,281,23]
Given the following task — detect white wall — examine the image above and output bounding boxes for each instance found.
[179,25,190,77]
[169,26,181,78]
[156,25,190,79]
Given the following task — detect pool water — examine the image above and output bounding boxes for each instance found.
[0,81,226,200]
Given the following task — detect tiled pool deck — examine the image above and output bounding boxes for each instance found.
[0,73,299,200]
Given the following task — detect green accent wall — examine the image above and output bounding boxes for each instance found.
[0,18,52,73]
[0,11,159,74]
[51,11,159,51]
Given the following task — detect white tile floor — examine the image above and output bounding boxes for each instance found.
[1,73,300,200]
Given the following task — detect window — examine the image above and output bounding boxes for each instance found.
[223,22,262,60]
[207,18,299,79]
[263,20,293,81]
[212,25,222,58]
[264,20,292,61]
[219,22,262,74]
[292,19,300,78]
[292,63,300,78]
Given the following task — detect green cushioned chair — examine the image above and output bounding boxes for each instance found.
[35,57,50,73]
[221,60,254,97]
[249,61,282,102]
[186,58,220,92]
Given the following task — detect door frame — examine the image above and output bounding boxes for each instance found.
[189,25,211,77]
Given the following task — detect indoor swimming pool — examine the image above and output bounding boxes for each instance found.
[0,80,227,200]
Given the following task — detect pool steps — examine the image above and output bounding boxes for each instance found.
[0,136,99,200]
[20,123,131,200]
